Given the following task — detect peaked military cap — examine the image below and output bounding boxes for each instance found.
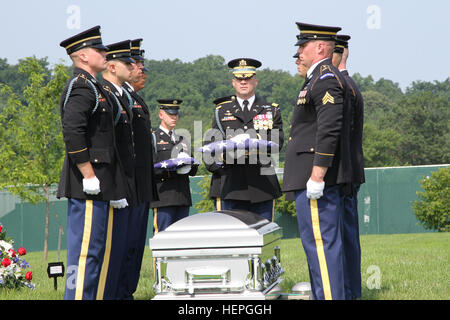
[158,99,182,115]
[139,49,149,72]
[213,95,235,106]
[295,22,341,46]
[334,34,351,53]
[60,25,108,55]
[130,38,144,61]
[105,40,135,64]
[228,58,262,79]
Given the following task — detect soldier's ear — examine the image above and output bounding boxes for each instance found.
[77,48,89,64]
[108,61,116,73]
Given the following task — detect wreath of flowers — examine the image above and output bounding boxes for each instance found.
[0,223,34,290]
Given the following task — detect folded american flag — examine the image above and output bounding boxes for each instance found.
[154,157,199,170]
[198,138,279,153]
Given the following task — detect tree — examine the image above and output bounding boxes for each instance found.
[0,57,68,261]
[387,91,450,165]
[413,166,450,232]
[193,175,215,213]
[362,123,403,167]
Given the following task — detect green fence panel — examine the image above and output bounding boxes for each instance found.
[0,165,446,252]
[357,165,447,235]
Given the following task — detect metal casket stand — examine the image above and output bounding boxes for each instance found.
[149,210,284,300]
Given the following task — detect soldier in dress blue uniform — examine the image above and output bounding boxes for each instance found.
[205,58,284,221]
[151,100,198,233]
[333,34,365,300]
[96,39,137,300]
[117,39,159,300]
[208,95,235,210]
[58,26,131,300]
[282,23,353,300]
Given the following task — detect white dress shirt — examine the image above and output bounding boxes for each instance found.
[236,95,255,111]
[306,57,329,79]
[159,125,176,143]
[111,81,123,96]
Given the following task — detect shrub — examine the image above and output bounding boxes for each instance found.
[413,166,450,232]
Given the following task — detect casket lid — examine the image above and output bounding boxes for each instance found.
[150,210,281,251]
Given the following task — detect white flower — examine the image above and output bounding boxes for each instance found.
[0,239,13,252]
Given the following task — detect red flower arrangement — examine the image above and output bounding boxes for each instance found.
[0,223,34,290]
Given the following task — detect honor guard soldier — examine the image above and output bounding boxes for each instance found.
[151,100,198,233]
[97,39,136,300]
[282,23,353,300]
[332,34,350,67]
[58,26,131,300]
[205,58,284,221]
[118,39,159,300]
[207,95,235,210]
[333,34,365,300]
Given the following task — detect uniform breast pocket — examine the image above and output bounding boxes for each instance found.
[132,107,146,120]
[295,103,316,123]
[156,144,173,160]
[292,129,316,155]
[99,106,112,132]
[90,147,112,164]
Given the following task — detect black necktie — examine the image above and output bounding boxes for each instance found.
[243,100,250,122]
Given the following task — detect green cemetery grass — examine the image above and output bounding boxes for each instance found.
[1,232,448,300]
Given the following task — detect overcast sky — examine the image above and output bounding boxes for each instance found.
[0,0,448,90]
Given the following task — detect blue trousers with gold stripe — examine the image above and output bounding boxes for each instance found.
[96,205,129,300]
[294,186,345,300]
[342,185,362,299]
[117,202,150,300]
[153,206,190,233]
[64,199,110,300]
[213,197,224,211]
[221,199,275,221]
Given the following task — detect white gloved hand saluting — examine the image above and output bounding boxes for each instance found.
[306,178,325,200]
[82,176,101,195]
[110,198,129,209]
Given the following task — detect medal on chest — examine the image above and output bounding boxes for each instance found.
[297,89,307,105]
[253,111,273,130]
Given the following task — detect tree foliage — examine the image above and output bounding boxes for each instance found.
[413,166,450,232]
[0,57,69,260]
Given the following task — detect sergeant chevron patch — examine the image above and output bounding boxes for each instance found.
[322,91,335,105]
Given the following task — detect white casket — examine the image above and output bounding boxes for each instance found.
[149,210,284,300]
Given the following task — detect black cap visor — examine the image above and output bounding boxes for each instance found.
[162,108,179,115]
[90,43,109,52]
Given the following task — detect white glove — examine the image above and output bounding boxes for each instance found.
[306,178,325,200]
[82,176,101,195]
[110,198,129,209]
[230,133,250,143]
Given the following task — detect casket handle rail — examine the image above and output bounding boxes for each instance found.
[185,267,231,295]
